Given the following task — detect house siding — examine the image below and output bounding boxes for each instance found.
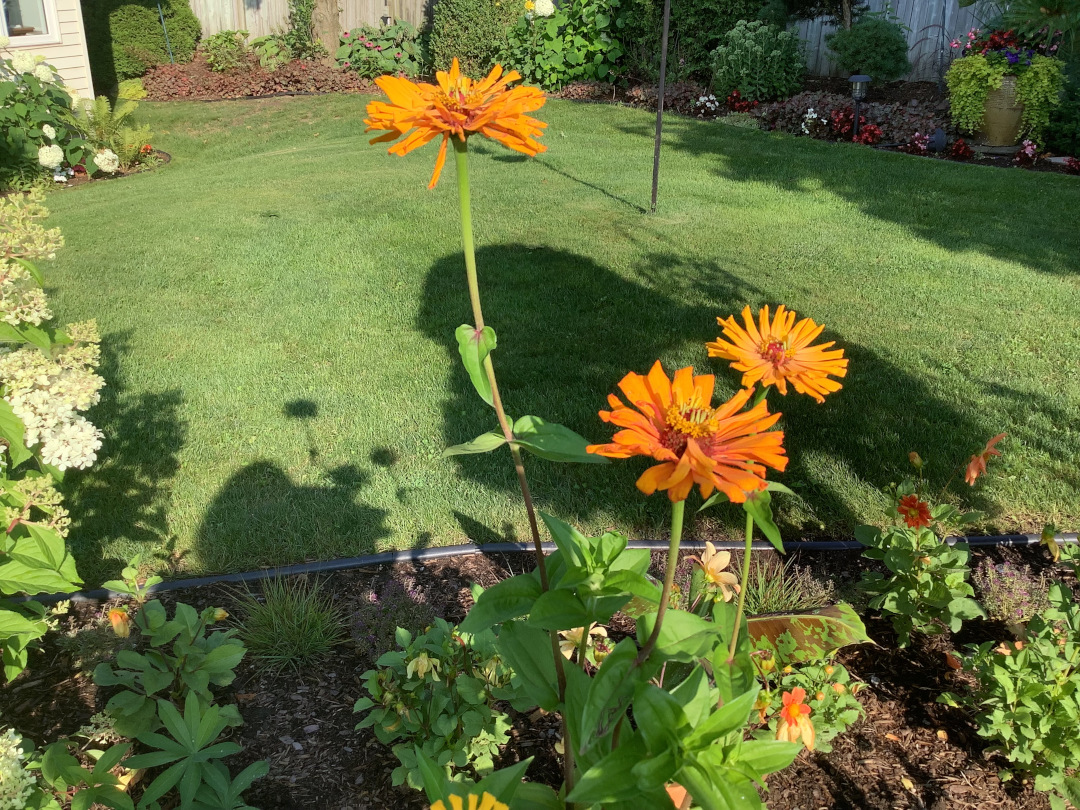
[8,0,95,99]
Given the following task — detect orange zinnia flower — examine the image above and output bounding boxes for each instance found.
[776,687,815,750]
[364,59,546,189]
[707,305,848,403]
[964,433,1006,486]
[897,494,932,529]
[586,361,787,502]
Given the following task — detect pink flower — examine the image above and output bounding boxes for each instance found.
[395,51,401,57]
[376,45,382,50]
[344,31,350,37]
[344,61,350,66]
[950,39,960,48]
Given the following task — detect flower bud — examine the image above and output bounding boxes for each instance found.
[909,451,923,470]
[823,665,834,677]
[832,682,846,695]
[108,607,131,638]
[212,608,229,622]
[815,691,826,701]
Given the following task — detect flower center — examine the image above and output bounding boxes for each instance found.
[661,394,718,454]
[761,339,789,367]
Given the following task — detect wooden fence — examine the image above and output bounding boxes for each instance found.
[187,0,985,81]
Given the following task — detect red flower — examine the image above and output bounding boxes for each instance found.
[776,688,815,750]
[965,433,1005,486]
[898,494,932,529]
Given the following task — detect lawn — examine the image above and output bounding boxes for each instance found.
[42,93,1080,583]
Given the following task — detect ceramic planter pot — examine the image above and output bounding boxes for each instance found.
[977,75,1023,147]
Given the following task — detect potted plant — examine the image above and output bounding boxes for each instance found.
[945,29,1066,146]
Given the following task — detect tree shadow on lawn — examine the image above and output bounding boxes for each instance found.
[622,117,1080,278]
[418,245,1002,540]
[65,332,187,584]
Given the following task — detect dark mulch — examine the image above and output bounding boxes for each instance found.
[0,543,1069,809]
[143,55,378,102]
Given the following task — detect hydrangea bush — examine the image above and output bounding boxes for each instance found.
[0,191,105,683]
[0,43,88,188]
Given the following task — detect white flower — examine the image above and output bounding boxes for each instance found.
[33,63,53,82]
[40,416,103,470]
[93,148,120,174]
[41,123,55,140]
[0,35,10,48]
[0,728,36,810]
[0,261,52,326]
[534,0,555,15]
[37,144,63,169]
[11,51,35,74]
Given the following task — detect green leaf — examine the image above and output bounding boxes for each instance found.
[496,620,559,711]
[567,733,649,804]
[455,324,497,407]
[529,588,590,631]
[746,603,874,665]
[0,399,32,468]
[460,573,542,633]
[539,512,591,571]
[580,638,648,749]
[509,782,563,810]
[737,739,802,776]
[636,610,721,662]
[947,596,987,621]
[443,431,507,457]
[633,683,687,753]
[743,490,784,553]
[685,685,759,748]
[512,415,607,464]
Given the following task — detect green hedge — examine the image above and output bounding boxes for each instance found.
[82,0,201,92]
[429,0,519,77]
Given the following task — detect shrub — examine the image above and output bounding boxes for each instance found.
[826,16,911,81]
[203,29,250,73]
[429,0,520,76]
[116,78,147,99]
[0,51,88,186]
[711,20,805,101]
[249,34,292,71]
[973,559,1051,627]
[1045,78,1080,156]
[501,0,626,90]
[82,0,201,90]
[235,576,347,674]
[757,660,865,753]
[337,21,426,79]
[283,0,324,58]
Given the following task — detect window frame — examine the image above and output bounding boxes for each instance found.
[1,0,62,47]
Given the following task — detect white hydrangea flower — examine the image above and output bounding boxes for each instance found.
[93,148,120,174]
[11,50,35,74]
[41,123,55,140]
[534,0,555,15]
[40,415,103,470]
[37,144,63,169]
[0,728,36,810]
[33,64,52,83]
[0,35,10,48]
[0,261,52,326]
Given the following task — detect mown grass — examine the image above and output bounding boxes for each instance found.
[42,94,1080,583]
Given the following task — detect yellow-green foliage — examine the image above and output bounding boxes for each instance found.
[1016,55,1067,139]
[945,54,1003,133]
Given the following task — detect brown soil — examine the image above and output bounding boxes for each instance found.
[0,544,1068,809]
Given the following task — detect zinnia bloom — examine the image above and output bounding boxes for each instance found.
[108,607,131,637]
[431,793,508,810]
[558,623,607,660]
[897,494,932,530]
[775,687,815,750]
[687,542,740,601]
[964,433,1005,486]
[364,59,546,189]
[707,305,848,403]
[587,361,787,502]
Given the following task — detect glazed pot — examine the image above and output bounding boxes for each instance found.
[977,74,1023,147]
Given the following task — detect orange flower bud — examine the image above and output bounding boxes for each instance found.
[823,665,835,677]
[782,665,794,674]
[212,608,229,622]
[815,691,826,701]
[108,607,131,638]
[832,682,846,695]
[909,451,923,470]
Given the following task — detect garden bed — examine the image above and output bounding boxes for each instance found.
[3,542,1070,810]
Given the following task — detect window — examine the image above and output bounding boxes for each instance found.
[1,0,61,46]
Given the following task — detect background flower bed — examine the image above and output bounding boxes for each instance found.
[1,545,1069,809]
[143,55,377,100]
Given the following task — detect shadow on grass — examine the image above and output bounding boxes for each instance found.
[622,117,1080,277]
[419,245,1004,538]
[65,332,187,584]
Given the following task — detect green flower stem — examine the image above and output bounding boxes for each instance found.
[727,510,755,663]
[452,135,574,801]
[637,498,685,664]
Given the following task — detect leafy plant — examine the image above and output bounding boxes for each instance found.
[81,0,201,87]
[283,0,324,59]
[235,576,347,674]
[973,559,1051,628]
[203,30,251,73]
[746,604,872,665]
[353,618,516,789]
[117,79,148,100]
[429,0,521,76]
[248,35,292,71]
[1045,76,1080,156]
[102,553,163,605]
[501,0,626,91]
[940,582,1080,810]
[68,96,138,152]
[93,600,245,736]
[710,20,806,102]
[946,49,1066,138]
[337,22,426,79]
[126,693,266,810]
[856,484,985,646]
[826,16,912,81]
[37,740,135,810]
[756,660,865,752]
